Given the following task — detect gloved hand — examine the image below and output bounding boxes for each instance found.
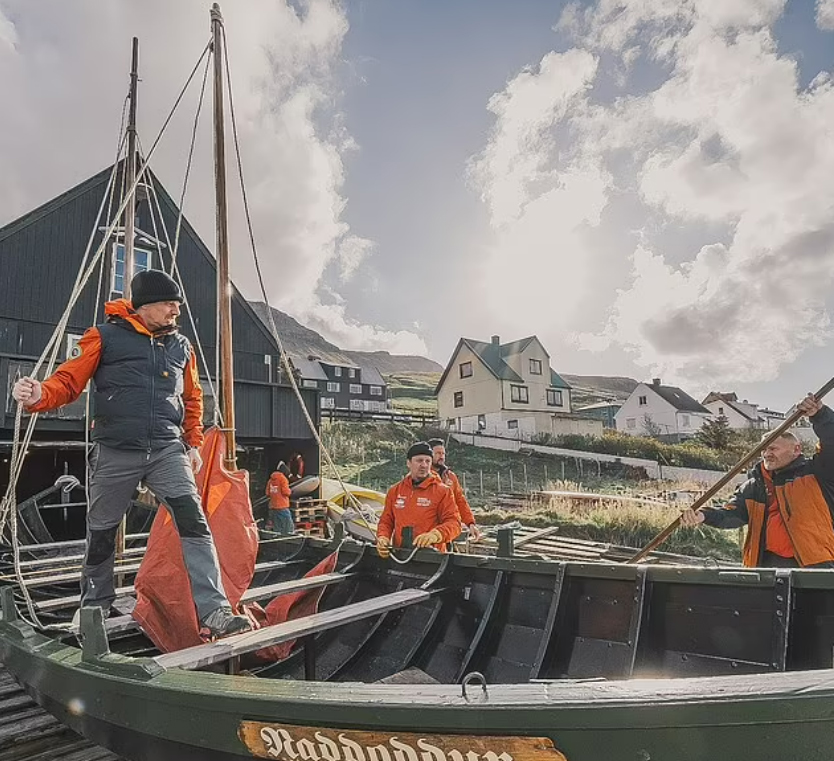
[376,535,391,558]
[12,376,42,405]
[467,523,483,542]
[188,447,203,475]
[414,529,443,548]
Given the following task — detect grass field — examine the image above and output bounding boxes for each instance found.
[385,372,440,414]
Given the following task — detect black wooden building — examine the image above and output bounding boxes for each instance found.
[0,162,320,536]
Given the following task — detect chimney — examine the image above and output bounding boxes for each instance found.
[491,335,500,345]
[652,378,661,386]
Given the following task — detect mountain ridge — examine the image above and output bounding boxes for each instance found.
[248,301,443,374]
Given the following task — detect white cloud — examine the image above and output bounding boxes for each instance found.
[473,0,834,390]
[0,8,16,51]
[817,0,834,30]
[0,0,425,356]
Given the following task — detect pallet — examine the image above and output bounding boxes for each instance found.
[295,521,327,538]
[293,498,328,522]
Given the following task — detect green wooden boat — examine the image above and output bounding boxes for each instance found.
[2,529,834,761]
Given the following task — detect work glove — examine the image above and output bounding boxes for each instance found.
[12,376,42,405]
[414,529,443,548]
[188,447,203,475]
[376,535,391,558]
[467,523,483,542]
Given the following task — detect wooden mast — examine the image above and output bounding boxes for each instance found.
[211,3,237,468]
[123,36,139,301]
[117,36,139,574]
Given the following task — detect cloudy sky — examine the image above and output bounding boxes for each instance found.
[1,0,833,410]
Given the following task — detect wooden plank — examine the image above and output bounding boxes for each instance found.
[156,587,438,671]
[514,526,561,548]
[88,572,355,637]
[34,558,303,613]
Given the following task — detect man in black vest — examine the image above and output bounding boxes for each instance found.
[12,270,251,638]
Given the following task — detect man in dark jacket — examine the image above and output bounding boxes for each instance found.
[12,270,251,637]
[680,394,834,568]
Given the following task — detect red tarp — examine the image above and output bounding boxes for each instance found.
[133,427,259,652]
[248,551,338,662]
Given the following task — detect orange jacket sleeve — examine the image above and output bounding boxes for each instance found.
[378,486,397,541]
[279,473,291,498]
[450,471,475,525]
[26,328,102,413]
[182,347,204,448]
[435,485,464,543]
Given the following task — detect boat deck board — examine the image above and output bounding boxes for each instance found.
[0,668,122,761]
[156,586,438,671]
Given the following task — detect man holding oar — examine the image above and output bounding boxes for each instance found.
[680,394,834,568]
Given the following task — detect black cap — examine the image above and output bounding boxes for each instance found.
[427,438,444,448]
[130,270,183,309]
[407,441,433,459]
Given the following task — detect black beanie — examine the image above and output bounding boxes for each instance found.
[130,270,183,309]
[407,441,433,459]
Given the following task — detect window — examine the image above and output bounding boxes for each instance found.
[370,386,383,396]
[546,389,563,407]
[320,397,335,409]
[680,414,690,428]
[348,368,356,379]
[477,414,486,430]
[638,395,647,406]
[626,418,636,430]
[350,399,363,411]
[349,384,362,394]
[718,406,724,415]
[453,391,464,408]
[510,385,529,403]
[327,382,340,393]
[111,243,151,295]
[459,361,473,379]
[507,419,518,430]
[302,379,318,389]
[529,359,542,375]
[334,366,342,377]
[447,418,456,428]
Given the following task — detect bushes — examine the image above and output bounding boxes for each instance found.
[531,430,729,470]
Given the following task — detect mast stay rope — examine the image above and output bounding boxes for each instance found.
[220,26,376,524]
[1,38,214,630]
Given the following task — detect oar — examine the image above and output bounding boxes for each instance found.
[627,377,834,564]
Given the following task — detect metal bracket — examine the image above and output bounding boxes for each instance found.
[80,607,110,662]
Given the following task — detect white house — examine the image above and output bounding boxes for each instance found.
[701,392,764,430]
[615,379,712,440]
[436,335,602,439]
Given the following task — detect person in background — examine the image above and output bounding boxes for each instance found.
[288,452,305,484]
[679,394,834,568]
[11,270,250,637]
[377,442,461,558]
[265,461,294,535]
[428,438,482,541]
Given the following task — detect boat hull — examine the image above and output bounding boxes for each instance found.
[4,616,834,761]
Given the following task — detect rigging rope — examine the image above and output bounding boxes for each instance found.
[220,26,375,523]
[1,38,214,630]
[137,136,222,424]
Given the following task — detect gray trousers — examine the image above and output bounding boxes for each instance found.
[84,441,228,620]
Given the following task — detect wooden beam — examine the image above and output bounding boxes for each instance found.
[155,587,440,671]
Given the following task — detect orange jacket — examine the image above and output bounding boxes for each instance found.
[434,467,476,526]
[378,473,461,550]
[26,299,204,447]
[266,471,291,510]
